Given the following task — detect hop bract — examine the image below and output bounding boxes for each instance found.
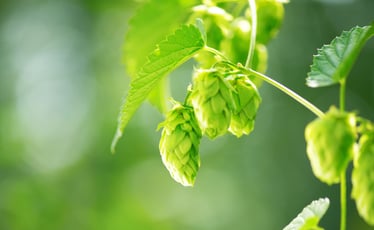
[228,75,261,137]
[190,68,234,139]
[352,130,374,225]
[159,103,202,186]
[305,107,356,185]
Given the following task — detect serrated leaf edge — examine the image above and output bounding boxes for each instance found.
[111,24,205,152]
[307,23,374,88]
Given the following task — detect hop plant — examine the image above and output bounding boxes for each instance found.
[228,74,261,137]
[305,107,356,185]
[352,128,374,225]
[158,103,202,186]
[190,68,234,139]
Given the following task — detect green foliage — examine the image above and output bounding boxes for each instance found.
[283,198,330,230]
[352,123,374,225]
[112,24,205,152]
[124,0,198,112]
[114,0,374,228]
[307,22,374,88]
[305,107,356,185]
[158,102,202,187]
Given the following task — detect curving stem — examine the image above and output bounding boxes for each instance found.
[245,0,257,68]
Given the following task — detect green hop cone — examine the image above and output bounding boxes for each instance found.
[352,129,374,225]
[190,68,234,139]
[220,17,252,65]
[228,75,261,137]
[220,18,268,69]
[305,106,356,185]
[192,5,233,68]
[159,103,202,186]
[247,0,285,44]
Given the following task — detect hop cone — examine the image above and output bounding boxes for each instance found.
[251,0,285,44]
[190,69,234,139]
[159,103,202,186]
[352,130,374,225]
[228,75,261,137]
[305,107,356,185]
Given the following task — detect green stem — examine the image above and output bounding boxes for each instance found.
[204,47,324,118]
[204,46,230,61]
[340,171,347,230]
[245,0,257,68]
[340,79,346,112]
[238,65,325,118]
[339,79,347,230]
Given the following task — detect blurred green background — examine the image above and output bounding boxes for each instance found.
[0,0,373,229]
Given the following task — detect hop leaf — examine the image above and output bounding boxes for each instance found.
[124,0,198,113]
[190,69,234,139]
[307,23,374,88]
[305,106,356,185]
[111,24,205,152]
[228,75,261,137]
[159,103,202,186]
[283,198,330,230]
[352,129,374,225]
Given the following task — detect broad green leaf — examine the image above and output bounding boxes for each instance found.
[307,22,374,87]
[112,24,205,152]
[283,198,330,230]
[124,0,197,112]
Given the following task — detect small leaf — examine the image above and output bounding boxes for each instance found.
[307,22,374,87]
[111,24,205,152]
[124,0,197,112]
[283,198,330,230]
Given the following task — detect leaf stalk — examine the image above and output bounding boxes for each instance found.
[340,171,347,230]
[339,79,347,230]
[237,65,325,118]
[245,0,257,68]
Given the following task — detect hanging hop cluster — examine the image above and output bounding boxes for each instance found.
[158,68,261,186]
[189,68,262,139]
[158,103,202,187]
[157,0,285,186]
